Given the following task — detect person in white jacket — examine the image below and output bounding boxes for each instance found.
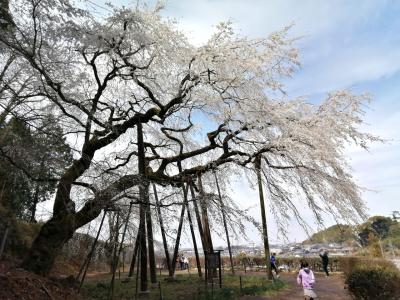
[297,262,317,300]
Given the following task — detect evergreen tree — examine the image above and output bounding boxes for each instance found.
[0,116,73,221]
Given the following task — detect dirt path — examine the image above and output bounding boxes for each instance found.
[241,273,351,300]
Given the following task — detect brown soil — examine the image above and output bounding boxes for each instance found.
[0,261,81,300]
[241,272,351,300]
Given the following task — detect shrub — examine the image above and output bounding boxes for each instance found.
[339,257,399,275]
[345,265,400,300]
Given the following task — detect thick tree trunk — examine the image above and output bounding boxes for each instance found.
[153,183,172,274]
[255,155,273,280]
[21,214,76,275]
[21,173,142,276]
[22,132,101,274]
[214,170,234,275]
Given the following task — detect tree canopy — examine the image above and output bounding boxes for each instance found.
[0,0,379,276]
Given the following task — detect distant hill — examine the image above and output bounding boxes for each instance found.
[303,224,356,245]
[303,216,400,255]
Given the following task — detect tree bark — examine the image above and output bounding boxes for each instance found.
[21,214,77,275]
[214,170,234,275]
[255,155,273,280]
[153,183,172,274]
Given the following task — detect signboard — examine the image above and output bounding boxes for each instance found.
[204,250,223,287]
[206,253,219,269]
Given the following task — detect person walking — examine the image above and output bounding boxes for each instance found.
[270,253,279,278]
[184,256,189,270]
[297,261,317,300]
[179,254,185,270]
[319,250,329,276]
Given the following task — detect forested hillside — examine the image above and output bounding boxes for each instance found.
[304,216,400,256]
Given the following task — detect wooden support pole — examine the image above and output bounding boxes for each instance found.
[197,173,213,253]
[185,185,202,278]
[137,121,148,292]
[77,210,106,292]
[189,180,206,251]
[170,183,189,276]
[110,202,133,297]
[255,155,273,280]
[146,186,157,284]
[153,183,172,274]
[108,212,120,300]
[213,170,234,275]
[138,201,147,291]
[128,231,140,277]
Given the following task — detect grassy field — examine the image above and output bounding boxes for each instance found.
[81,271,286,300]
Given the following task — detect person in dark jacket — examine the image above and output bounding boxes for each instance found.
[270,253,279,277]
[319,250,329,276]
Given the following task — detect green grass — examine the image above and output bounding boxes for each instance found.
[81,272,287,300]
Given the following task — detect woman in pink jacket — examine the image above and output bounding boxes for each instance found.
[297,262,317,300]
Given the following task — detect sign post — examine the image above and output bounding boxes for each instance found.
[205,250,223,288]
